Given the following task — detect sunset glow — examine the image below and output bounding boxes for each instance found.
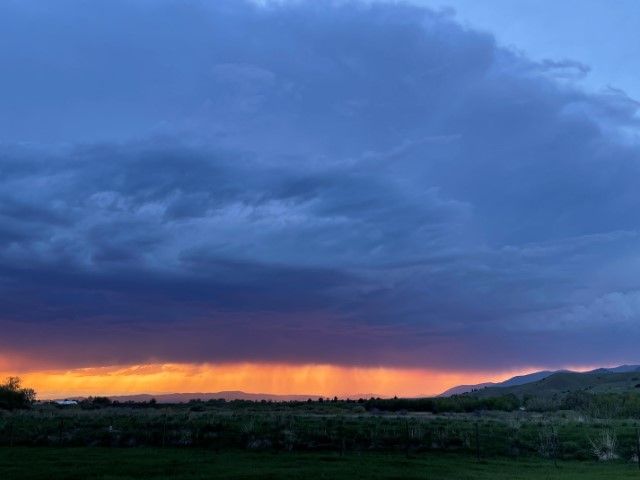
[3,363,541,400]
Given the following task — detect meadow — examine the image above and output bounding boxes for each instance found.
[2,448,640,480]
[2,397,640,479]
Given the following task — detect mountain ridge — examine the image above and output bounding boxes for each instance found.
[469,369,640,399]
[439,365,640,397]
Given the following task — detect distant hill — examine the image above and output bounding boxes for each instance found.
[439,365,640,397]
[587,365,640,374]
[71,391,387,404]
[469,369,640,399]
[438,382,496,397]
[498,370,565,387]
[93,391,327,403]
[439,371,560,397]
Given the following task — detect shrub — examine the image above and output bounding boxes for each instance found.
[589,429,618,461]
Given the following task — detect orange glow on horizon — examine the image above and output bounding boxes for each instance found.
[0,362,552,400]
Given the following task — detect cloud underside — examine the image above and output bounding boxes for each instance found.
[1,0,640,371]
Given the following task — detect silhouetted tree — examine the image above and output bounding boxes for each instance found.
[0,376,36,410]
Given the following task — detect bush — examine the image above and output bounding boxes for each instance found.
[589,429,618,461]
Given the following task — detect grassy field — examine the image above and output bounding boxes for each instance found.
[3,399,640,479]
[1,447,640,480]
[3,405,640,459]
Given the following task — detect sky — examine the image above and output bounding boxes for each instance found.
[1,0,639,399]
[416,0,640,100]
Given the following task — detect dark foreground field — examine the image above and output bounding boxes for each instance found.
[4,396,640,479]
[1,448,639,480]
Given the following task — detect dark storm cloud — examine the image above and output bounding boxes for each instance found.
[1,0,640,370]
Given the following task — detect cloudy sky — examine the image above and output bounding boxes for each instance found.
[1,0,639,398]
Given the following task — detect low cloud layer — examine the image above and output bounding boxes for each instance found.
[1,0,640,372]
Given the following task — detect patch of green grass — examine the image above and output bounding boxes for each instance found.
[1,448,639,480]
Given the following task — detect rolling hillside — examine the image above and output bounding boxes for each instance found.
[439,370,563,396]
[440,365,640,397]
[469,370,640,399]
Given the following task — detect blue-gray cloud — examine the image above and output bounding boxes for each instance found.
[1,0,640,371]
